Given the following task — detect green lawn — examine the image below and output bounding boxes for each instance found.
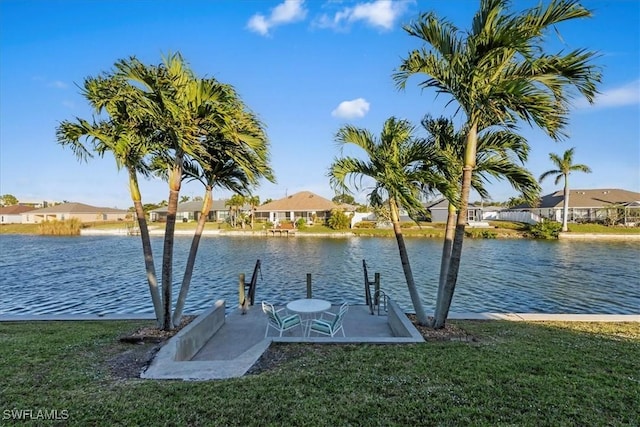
[1,320,638,426]
[568,223,640,234]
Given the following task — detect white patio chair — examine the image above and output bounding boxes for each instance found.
[262,301,303,337]
[309,302,348,337]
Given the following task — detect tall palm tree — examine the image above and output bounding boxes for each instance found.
[114,54,226,329]
[329,117,445,325]
[172,86,275,327]
[394,0,600,328]
[56,75,164,326]
[539,147,591,232]
[421,116,540,326]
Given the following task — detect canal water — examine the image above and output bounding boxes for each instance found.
[1,234,638,315]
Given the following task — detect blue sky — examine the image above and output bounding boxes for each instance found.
[1,0,638,209]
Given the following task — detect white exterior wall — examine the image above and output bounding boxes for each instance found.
[0,214,24,224]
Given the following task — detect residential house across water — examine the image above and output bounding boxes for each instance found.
[20,202,129,224]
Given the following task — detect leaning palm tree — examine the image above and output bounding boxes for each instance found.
[329,117,446,325]
[394,0,600,328]
[172,86,275,327]
[539,147,591,232]
[114,53,226,329]
[56,75,164,326]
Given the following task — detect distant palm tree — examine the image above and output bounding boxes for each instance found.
[246,195,261,229]
[539,147,591,232]
[226,194,246,228]
[394,0,600,328]
[329,117,445,325]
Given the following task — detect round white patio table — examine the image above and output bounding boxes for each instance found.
[286,298,331,335]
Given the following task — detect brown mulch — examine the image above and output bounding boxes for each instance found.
[108,314,478,379]
[118,315,196,343]
[406,314,479,342]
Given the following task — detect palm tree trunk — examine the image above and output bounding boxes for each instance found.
[389,198,429,325]
[173,186,212,327]
[433,123,477,329]
[128,169,163,327]
[562,176,569,232]
[432,201,457,327]
[162,160,182,330]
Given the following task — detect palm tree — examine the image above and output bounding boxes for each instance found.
[421,115,540,327]
[114,53,227,330]
[172,86,275,327]
[394,0,600,328]
[57,75,164,327]
[539,147,591,232]
[246,195,261,229]
[226,194,246,228]
[329,117,445,325]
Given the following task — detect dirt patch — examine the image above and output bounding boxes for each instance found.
[107,342,163,380]
[107,316,195,379]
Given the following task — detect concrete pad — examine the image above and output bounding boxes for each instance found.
[143,302,424,380]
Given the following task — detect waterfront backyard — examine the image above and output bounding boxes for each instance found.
[1,319,638,425]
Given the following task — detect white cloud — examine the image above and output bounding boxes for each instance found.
[316,0,413,31]
[50,80,68,89]
[331,98,370,119]
[247,0,307,36]
[576,80,640,109]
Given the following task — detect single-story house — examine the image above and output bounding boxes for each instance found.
[0,205,36,224]
[150,199,241,222]
[425,198,503,223]
[254,191,340,225]
[21,202,129,224]
[515,188,640,225]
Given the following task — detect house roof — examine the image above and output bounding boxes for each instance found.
[527,188,640,209]
[424,198,448,210]
[150,199,250,213]
[255,191,338,212]
[0,205,36,215]
[26,202,128,214]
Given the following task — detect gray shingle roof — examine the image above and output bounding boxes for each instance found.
[531,188,640,209]
[27,202,127,214]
